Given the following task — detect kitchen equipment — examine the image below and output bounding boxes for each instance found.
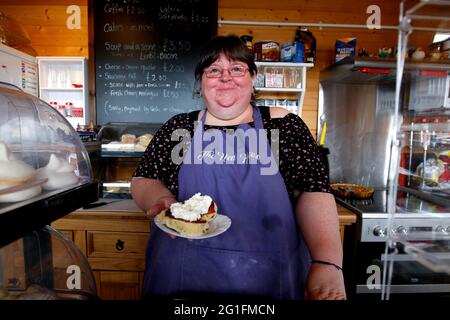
[319,56,450,299]
[0,43,37,96]
[96,122,162,199]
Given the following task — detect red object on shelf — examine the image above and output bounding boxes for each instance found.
[72,107,84,118]
[72,83,83,88]
[419,70,448,77]
[359,67,391,74]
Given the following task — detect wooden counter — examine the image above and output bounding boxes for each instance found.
[52,199,356,300]
[52,200,150,300]
[336,203,357,244]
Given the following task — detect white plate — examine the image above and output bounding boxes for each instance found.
[154,214,232,239]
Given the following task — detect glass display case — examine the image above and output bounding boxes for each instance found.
[96,122,162,199]
[383,0,450,300]
[0,82,99,299]
[0,226,96,300]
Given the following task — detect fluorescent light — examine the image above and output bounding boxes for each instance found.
[433,33,450,43]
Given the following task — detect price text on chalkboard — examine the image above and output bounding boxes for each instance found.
[94,0,217,125]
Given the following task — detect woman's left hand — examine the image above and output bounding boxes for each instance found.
[304,263,347,300]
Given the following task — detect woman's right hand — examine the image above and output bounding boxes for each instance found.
[146,195,177,218]
[146,195,178,239]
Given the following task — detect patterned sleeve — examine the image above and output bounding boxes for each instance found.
[132,113,191,196]
[279,113,331,193]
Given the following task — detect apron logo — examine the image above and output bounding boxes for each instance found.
[170,121,280,176]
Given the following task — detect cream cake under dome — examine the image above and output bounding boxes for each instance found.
[0,82,93,203]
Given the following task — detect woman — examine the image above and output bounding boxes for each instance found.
[131,35,346,300]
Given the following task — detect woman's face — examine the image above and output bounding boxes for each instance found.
[200,53,254,120]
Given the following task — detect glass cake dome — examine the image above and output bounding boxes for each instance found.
[0,82,93,204]
[0,225,97,300]
[0,82,99,299]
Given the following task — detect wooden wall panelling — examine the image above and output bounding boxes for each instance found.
[218,2,397,135]
[0,3,88,57]
[217,0,436,137]
[1,0,438,137]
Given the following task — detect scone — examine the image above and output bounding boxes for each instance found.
[156,193,217,236]
[156,209,210,236]
[121,134,136,144]
[136,134,153,147]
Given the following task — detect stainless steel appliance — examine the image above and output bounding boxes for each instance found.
[319,57,450,299]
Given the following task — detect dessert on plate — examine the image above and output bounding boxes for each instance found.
[155,193,217,236]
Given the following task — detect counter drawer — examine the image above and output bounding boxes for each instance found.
[87,231,148,257]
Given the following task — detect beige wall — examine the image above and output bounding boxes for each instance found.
[0,0,438,135]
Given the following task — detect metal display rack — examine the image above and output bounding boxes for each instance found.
[383,0,450,300]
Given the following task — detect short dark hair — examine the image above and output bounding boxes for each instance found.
[194,35,257,82]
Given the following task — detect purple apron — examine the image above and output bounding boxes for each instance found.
[143,106,310,299]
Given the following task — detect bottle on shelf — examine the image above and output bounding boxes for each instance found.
[89,120,95,133]
[293,31,304,63]
[49,101,58,110]
[240,35,253,55]
[295,27,316,64]
[57,102,66,116]
[65,101,73,117]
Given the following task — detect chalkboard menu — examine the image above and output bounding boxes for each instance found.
[94,0,217,125]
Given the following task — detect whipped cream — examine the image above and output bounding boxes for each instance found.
[170,193,213,222]
[37,154,79,190]
[0,141,36,182]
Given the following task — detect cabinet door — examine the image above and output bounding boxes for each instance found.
[95,271,143,300]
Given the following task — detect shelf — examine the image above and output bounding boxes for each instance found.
[255,61,314,68]
[103,182,131,188]
[100,150,144,158]
[0,181,99,248]
[40,87,84,91]
[392,239,450,276]
[401,122,450,132]
[255,87,304,92]
[37,57,89,129]
[254,61,313,115]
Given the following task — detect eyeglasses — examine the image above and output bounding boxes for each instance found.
[204,65,249,78]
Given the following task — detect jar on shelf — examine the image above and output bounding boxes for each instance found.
[283,67,302,88]
[264,66,283,88]
[65,102,74,117]
[254,66,265,87]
